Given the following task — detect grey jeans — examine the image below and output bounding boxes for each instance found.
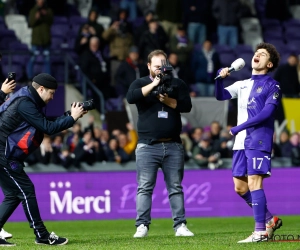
[135,142,187,229]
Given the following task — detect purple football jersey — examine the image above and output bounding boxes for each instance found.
[226,74,282,153]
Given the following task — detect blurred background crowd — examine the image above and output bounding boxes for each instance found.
[0,0,300,170]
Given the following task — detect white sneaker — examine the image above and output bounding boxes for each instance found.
[0,229,12,239]
[175,223,194,237]
[237,231,268,243]
[133,224,148,238]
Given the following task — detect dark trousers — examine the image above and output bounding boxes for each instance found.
[0,157,49,239]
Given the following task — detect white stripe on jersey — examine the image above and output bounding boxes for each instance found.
[226,78,253,150]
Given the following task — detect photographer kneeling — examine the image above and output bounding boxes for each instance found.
[0,73,88,246]
[126,50,193,238]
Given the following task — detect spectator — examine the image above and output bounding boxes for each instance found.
[115,46,148,96]
[191,40,221,96]
[139,19,168,62]
[190,127,203,146]
[92,0,111,16]
[192,133,222,169]
[265,0,292,21]
[120,0,138,21]
[66,122,83,152]
[75,24,94,56]
[51,134,64,164]
[117,123,138,159]
[279,130,293,157]
[58,145,74,169]
[99,129,110,159]
[27,0,53,80]
[80,36,112,100]
[212,0,243,48]
[137,0,157,16]
[274,54,300,97]
[156,0,182,39]
[271,132,282,158]
[106,138,131,163]
[73,129,97,168]
[75,8,105,54]
[183,0,211,45]
[290,132,300,166]
[32,136,54,165]
[134,10,159,45]
[102,9,134,85]
[169,25,193,65]
[168,53,194,87]
[102,9,133,61]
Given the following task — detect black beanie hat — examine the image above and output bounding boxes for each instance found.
[33,73,58,89]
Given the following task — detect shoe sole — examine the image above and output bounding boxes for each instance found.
[238,238,268,243]
[268,218,283,239]
[133,233,148,238]
[35,238,68,245]
[175,233,194,237]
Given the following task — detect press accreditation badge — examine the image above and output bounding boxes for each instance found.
[158,111,168,118]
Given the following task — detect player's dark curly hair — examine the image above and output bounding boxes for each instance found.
[255,43,280,72]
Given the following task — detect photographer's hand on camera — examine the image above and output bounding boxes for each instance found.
[141,75,161,96]
[1,78,16,94]
[157,93,177,109]
[70,102,88,121]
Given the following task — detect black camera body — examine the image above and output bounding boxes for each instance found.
[151,60,175,96]
[7,72,16,82]
[79,99,95,111]
[64,99,95,116]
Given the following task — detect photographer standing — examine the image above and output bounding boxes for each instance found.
[0,73,87,246]
[27,0,53,80]
[126,50,194,238]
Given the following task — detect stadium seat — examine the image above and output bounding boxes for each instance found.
[53,16,68,24]
[238,52,253,69]
[9,41,28,51]
[260,18,281,29]
[69,16,88,25]
[51,36,66,50]
[214,44,233,53]
[218,52,236,67]
[51,24,70,39]
[262,38,285,54]
[263,29,283,40]
[234,44,253,54]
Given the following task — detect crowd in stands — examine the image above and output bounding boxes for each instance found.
[1,0,300,169]
[22,115,300,170]
[1,0,300,99]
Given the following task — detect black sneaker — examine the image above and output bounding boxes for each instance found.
[35,232,68,245]
[0,236,16,246]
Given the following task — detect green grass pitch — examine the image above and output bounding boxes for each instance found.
[4,216,300,249]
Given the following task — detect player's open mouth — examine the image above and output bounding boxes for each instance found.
[254,58,259,63]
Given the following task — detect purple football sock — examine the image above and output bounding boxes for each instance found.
[265,210,273,223]
[240,190,273,223]
[251,189,266,231]
[240,190,252,207]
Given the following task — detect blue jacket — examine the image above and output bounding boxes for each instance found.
[0,86,75,161]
